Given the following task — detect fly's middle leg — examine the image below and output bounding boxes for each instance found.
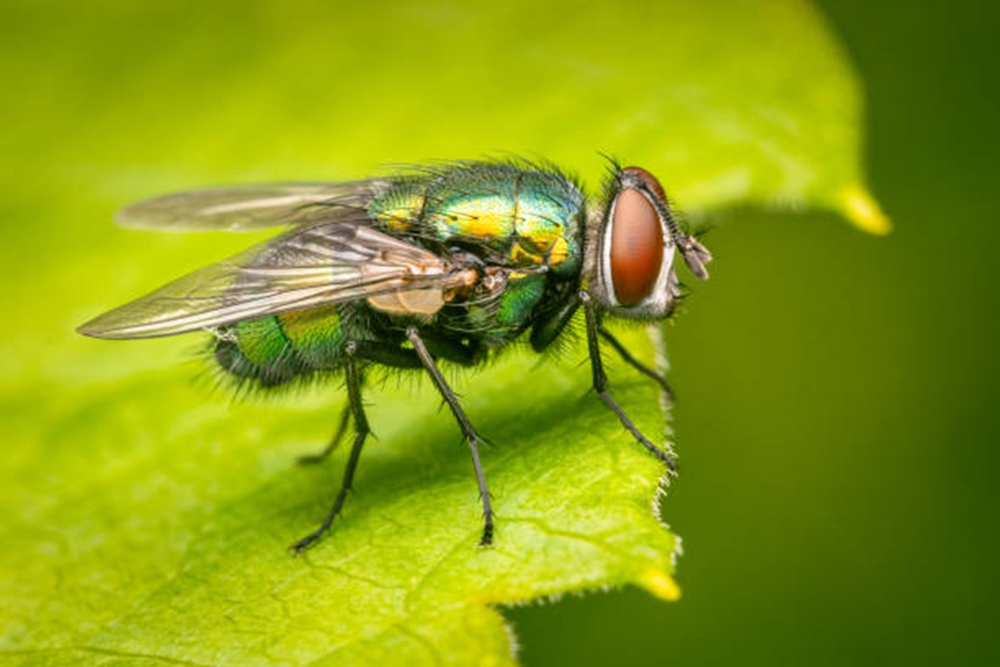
[598,326,674,402]
[291,344,370,553]
[407,326,495,547]
[581,291,677,473]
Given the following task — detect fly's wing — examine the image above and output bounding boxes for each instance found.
[115,181,388,232]
[78,221,473,339]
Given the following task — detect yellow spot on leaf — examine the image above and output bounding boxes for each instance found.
[639,568,682,601]
[839,185,891,235]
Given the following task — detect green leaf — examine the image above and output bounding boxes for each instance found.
[0,0,883,664]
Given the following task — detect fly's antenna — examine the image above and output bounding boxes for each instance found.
[643,185,713,281]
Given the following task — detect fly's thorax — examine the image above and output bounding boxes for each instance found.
[368,163,585,277]
[514,170,584,276]
[368,178,425,232]
[428,194,515,247]
[588,166,682,320]
[464,269,548,346]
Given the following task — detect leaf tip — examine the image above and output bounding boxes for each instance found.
[838,185,892,235]
[638,568,682,601]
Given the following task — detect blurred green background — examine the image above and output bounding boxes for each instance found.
[514,1,1000,664]
[2,0,997,665]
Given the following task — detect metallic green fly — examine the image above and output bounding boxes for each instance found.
[78,159,711,552]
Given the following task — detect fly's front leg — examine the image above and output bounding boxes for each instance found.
[297,404,351,465]
[407,326,495,547]
[597,326,674,402]
[291,343,370,553]
[581,291,677,472]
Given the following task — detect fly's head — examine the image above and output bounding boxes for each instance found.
[588,165,711,320]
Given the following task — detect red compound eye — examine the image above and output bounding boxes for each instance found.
[610,186,664,306]
[622,166,666,201]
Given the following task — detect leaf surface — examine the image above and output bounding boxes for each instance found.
[0,0,882,664]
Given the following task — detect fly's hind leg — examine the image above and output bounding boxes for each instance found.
[581,292,677,472]
[407,326,495,547]
[291,344,370,553]
[297,404,351,465]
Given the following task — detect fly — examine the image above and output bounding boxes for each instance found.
[78,159,712,552]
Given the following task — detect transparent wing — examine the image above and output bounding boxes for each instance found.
[115,181,388,231]
[78,221,472,339]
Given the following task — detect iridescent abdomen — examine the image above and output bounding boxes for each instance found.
[213,305,348,386]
